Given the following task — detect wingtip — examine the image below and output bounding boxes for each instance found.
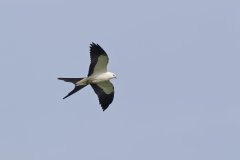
[101,105,108,112]
[90,42,99,47]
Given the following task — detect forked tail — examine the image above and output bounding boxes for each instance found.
[58,77,87,99]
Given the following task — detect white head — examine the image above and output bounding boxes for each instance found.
[107,72,117,79]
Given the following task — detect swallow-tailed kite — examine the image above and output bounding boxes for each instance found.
[58,43,116,111]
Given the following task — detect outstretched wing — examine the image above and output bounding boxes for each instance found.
[91,81,114,111]
[88,43,109,76]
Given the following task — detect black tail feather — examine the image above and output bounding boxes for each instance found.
[58,78,84,84]
[62,85,86,99]
[58,77,87,99]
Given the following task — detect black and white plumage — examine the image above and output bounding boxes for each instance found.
[58,43,116,111]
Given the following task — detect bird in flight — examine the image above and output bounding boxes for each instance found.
[58,43,117,111]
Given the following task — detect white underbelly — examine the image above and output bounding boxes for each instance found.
[91,78,108,83]
[90,73,110,83]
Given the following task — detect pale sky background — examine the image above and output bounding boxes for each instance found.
[0,0,240,160]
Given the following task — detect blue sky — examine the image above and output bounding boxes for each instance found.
[0,0,240,160]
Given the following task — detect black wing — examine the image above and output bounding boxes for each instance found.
[91,81,114,111]
[88,43,109,76]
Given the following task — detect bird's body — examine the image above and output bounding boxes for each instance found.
[76,72,116,86]
[58,43,116,111]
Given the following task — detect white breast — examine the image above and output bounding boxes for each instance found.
[91,72,112,83]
